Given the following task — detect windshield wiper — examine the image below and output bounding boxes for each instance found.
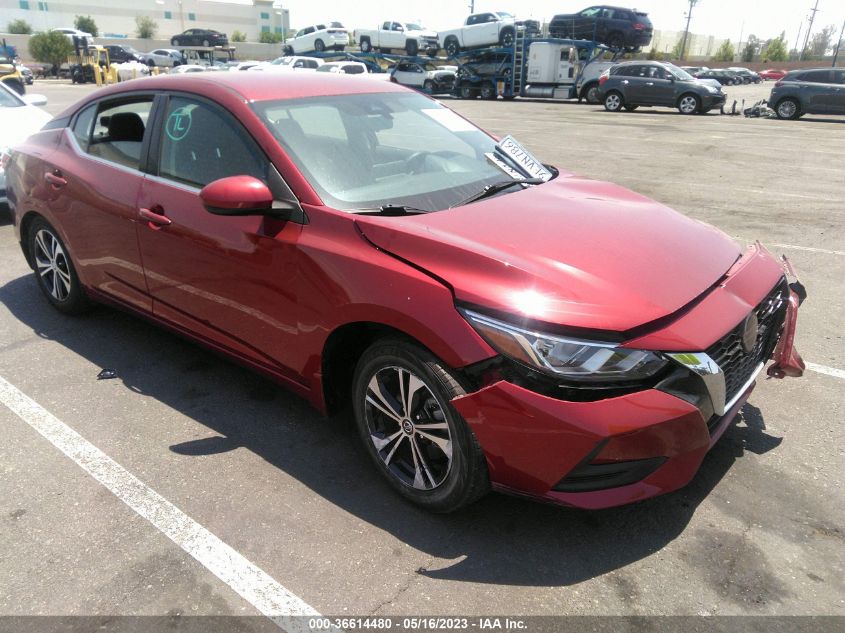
[451,178,545,208]
[351,204,432,216]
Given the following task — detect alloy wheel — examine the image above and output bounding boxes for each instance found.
[33,229,72,302]
[605,93,622,111]
[679,95,698,114]
[364,366,453,490]
[777,100,797,119]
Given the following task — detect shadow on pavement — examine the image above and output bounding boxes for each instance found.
[0,274,785,587]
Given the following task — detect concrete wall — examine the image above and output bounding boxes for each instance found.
[0,0,289,43]
[1,32,285,61]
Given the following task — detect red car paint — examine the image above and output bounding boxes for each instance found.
[758,69,787,81]
[8,73,803,509]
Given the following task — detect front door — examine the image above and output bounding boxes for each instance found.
[136,94,304,377]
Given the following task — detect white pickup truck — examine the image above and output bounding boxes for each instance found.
[354,21,439,56]
[439,12,538,56]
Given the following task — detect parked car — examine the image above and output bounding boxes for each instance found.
[599,61,726,114]
[52,27,93,42]
[140,49,185,68]
[315,61,369,75]
[170,29,228,47]
[0,81,50,207]
[169,64,207,74]
[548,6,653,50]
[695,69,741,86]
[0,54,27,95]
[439,12,534,56]
[6,73,805,512]
[20,66,34,85]
[758,68,787,81]
[283,23,348,54]
[681,66,709,76]
[391,60,456,94]
[769,68,845,120]
[227,60,262,72]
[726,67,761,84]
[355,21,440,56]
[103,45,143,64]
[249,56,324,72]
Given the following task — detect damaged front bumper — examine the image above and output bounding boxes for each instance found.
[451,246,805,509]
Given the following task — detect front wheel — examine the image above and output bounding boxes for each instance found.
[314,39,325,52]
[360,38,372,53]
[405,40,418,56]
[499,28,514,47]
[604,90,623,112]
[581,82,600,104]
[171,38,179,46]
[459,83,476,99]
[283,45,293,56]
[202,39,210,47]
[480,81,497,100]
[27,218,91,314]
[351,339,489,512]
[677,93,700,114]
[423,79,433,93]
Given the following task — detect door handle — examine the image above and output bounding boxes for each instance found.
[645,82,654,86]
[44,171,67,188]
[139,207,172,228]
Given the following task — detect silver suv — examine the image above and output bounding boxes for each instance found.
[769,68,845,120]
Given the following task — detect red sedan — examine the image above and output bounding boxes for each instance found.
[759,69,788,80]
[5,74,805,512]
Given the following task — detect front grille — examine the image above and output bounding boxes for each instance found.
[706,278,789,405]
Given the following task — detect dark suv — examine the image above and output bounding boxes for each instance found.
[598,61,725,114]
[170,29,228,47]
[769,68,845,120]
[103,45,142,64]
[548,6,652,49]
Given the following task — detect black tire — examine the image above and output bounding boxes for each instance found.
[459,83,476,99]
[603,90,623,112]
[480,81,496,100]
[351,338,489,513]
[146,59,155,68]
[623,104,638,111]
[499,27,515,47]
[423,79,433,93]
[677,92,700,115]
[283,45,293,56]
[580,81,600,104]
[405,40,418,56]
[171,38,179,46]
[202,39,210,47]
[445,37,460,57]
[360,37,372,53]
[775,98,801,120]
[314,39,325,52]
[27,217,91,315]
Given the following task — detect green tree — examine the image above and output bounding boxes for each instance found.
[712,39,735,62]
[671,38,685,60]
[742,35,760,62]
[806,24,835,58]
[136,16,157,39]
[7,19,32,34]
[29,31,74,71]
[258,31,283,44]
[231,30,246,42]
[73,15,98,37]
[761,32,788,62]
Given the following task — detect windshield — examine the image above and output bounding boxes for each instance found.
[0,86,23,108]
[665,64,694,81]
[253,92,509,211]
[496,12,514,18]
[406,23,424,31]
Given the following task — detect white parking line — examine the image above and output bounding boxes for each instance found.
[806,362,845,380]
[0,375,333,633]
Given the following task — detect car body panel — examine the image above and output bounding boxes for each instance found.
[0,82,52,203]
[769,68,845,117]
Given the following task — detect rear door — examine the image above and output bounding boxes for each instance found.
[800,70,834,113]
[44,95,156,311]
[832,69,845,113]
[135,93,305,376]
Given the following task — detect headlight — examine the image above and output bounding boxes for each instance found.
[462,309,667,382]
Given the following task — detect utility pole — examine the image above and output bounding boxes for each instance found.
[833,18,845,66]
[679,0,698,61]
[799,0,820,61]
[468,0,474,13]
[793,20,803,57]
[737,21,744,62]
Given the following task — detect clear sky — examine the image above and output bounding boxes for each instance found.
[230,0,845,44]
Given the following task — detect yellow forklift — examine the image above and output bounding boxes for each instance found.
[0,38,27,95]
[68,37,109,84]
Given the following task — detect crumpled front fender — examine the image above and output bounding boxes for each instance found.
[767,255,805,378]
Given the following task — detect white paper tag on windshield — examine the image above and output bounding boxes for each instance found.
[495,135,553,181]
[422,108,477,132]
[485,152,525,180]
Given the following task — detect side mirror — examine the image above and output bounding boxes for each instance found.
[200,176,273,215]
[23,93,48,106]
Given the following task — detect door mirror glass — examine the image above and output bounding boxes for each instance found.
[200,175,273,215]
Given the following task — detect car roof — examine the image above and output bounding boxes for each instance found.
[67,71,406,106]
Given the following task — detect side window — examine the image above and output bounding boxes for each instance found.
[87,99,153,169]
[466,15,477,25]
[802,70,831,83]
[158,97,268,188]
[581,8,601,18]
[343,65,364,74]
[602,9,615,19]
[72,104,96,151]
[382,22,390,30]
[833,70,845,85]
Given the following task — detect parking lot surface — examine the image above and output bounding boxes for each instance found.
[1,80,843,623]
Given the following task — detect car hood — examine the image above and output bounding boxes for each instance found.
[0,106,52,150]
[353,176,741,333]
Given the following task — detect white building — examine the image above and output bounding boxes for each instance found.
[2,0,290,42]
[647,30,731,60]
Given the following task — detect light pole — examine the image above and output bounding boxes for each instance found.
[468,1,474,13]
[679,0,698,62]
[799,0,820,61]
[833,18,845,67]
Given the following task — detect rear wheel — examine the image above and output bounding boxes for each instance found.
[775,98,801,120]
[480,81,497,100]
[202,39,210,47]
[360,38,372,53]
[283,45,293,56]
[459,83,477,99]
[423,79,433,93]
[607,32,624,49]
[603,90,623,112]
[171,38,179,46]
[351,339,489,512]
[27,218,91,315]
[677,93,700,114]
[405,40,418,56]
[445,37,460,57]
